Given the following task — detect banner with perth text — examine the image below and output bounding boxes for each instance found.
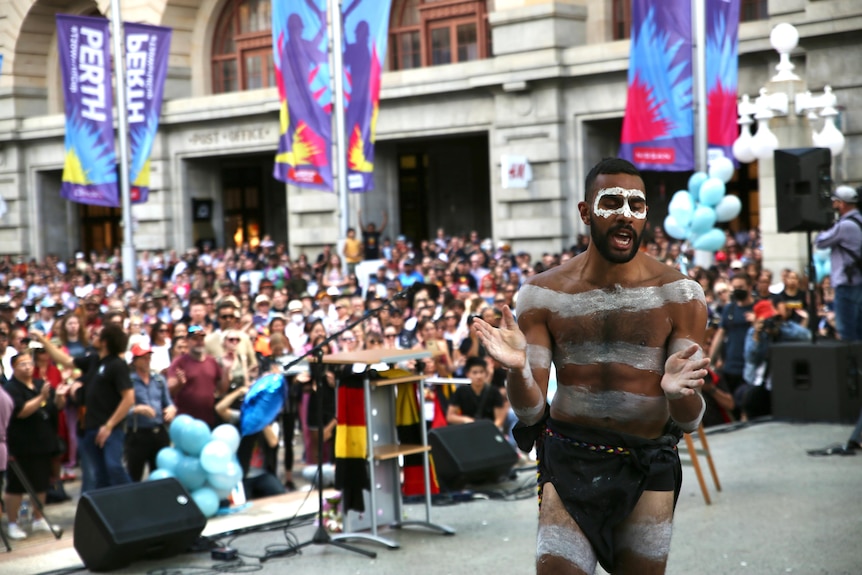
[57,14,119,207]
[706,0,740,162]
[272,0,333,190]
[343,0,392,192]
[619,0,694,171]
[125,22,172,204]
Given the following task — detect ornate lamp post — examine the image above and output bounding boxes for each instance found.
[731,22,844,277]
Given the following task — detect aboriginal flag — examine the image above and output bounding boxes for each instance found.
[334,373,369,512]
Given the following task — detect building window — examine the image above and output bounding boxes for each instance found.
[212,0,275,94]
[612,0,632,41]
[740,0,768,21]
[390,0,490,71]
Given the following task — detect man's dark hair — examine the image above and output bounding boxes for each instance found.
[100,323,128,356]
[465,356,487,372]
[10,351,32,368]
[584,157,642,204]
[731,272,751,285]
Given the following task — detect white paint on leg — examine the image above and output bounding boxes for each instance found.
[537,523,598,574]
[616,518,673,561]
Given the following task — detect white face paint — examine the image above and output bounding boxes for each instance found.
[593,187,647,220]
[536,523,597,574]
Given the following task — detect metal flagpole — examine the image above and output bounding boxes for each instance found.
[693,0,708,173]
[110,0,137,287]
[330,0,350,240]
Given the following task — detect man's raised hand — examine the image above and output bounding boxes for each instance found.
[473,306,527,370]
[661,343,710,400]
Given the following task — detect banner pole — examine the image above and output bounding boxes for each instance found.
[331,0,349,240]
[110,0,137,287]
[693,0,708,173]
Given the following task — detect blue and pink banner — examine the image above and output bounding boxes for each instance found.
[706,0,740,161]
[620,0,694,172]
[57,14,119,207]
[125,22,171,204]
[272,0,333,190]
[343,0,391,192]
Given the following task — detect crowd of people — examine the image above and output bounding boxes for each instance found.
[0,183,859,543]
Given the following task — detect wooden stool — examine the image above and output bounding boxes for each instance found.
[682,423,721,504]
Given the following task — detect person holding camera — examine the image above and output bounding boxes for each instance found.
[738,299,811,421]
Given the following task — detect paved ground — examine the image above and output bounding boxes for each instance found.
[2,419,861,575]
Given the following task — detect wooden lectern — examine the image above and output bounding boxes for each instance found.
[321,348,455,549]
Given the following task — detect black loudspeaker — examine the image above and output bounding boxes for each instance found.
[770,341,862,423]
[74,478,207,571]
[429,420,519,489]
[774,147,834,232]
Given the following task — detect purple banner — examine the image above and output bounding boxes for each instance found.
[706,0,740,162]
[125,22,172,204]
[272,0,333,190]
[56,14,119,207]
[620,0,693,172]
[343,0,391,192]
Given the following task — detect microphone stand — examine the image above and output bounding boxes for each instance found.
[262,284,417,562]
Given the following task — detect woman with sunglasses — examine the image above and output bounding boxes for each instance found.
[148,320,172,375]
[219,330,251,398]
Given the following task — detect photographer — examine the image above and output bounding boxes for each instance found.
[738,300,811,421]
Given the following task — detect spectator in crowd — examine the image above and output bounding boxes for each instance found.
[815,185,862,341]
[772,270,809,326]
[709,273,755,403]
[168,325,224,428]
[342,227,363,277]
[447,356,507,429]
[3,352,68,539]
[148,319,172,375]
[739,299,811,420]
[215,385,285,499]
[125,343,175,481]
[205,298,257,371]
[358,208,387,261]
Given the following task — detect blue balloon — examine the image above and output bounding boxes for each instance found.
[206,481,233,501]
[200,440,232,474]
[180,419,212,456]
[241,373,286,436]
[668,190,694,227]
[708,156,735,184]
[690,206,717,235]
[207,458,243,491]
[211,424,241,454]
[714,194,742,222]
[699,178,726,207]
[692,228,726,252]
[169,414,194,448]
[663,214,689,241]
[156,447,183,473]
[191,487,220,518]
[175,455,207,491]
[687,171,709,201]
[148,468,175,481]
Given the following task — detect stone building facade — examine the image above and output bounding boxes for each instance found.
[0,0,859,274]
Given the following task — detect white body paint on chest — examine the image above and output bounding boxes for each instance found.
[516,279,705,319]
[555,341,665,373]
[553,386,669,423]
[593,187,647,219]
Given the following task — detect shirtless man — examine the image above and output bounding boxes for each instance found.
[476,158,709,575]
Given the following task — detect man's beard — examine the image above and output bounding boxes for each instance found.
[589,216,642,264]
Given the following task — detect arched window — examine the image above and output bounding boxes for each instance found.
[212,0,275,93]
[390,0,490,71]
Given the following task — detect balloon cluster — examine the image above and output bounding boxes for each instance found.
[149,415,243,518]
[663,157,742,252]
